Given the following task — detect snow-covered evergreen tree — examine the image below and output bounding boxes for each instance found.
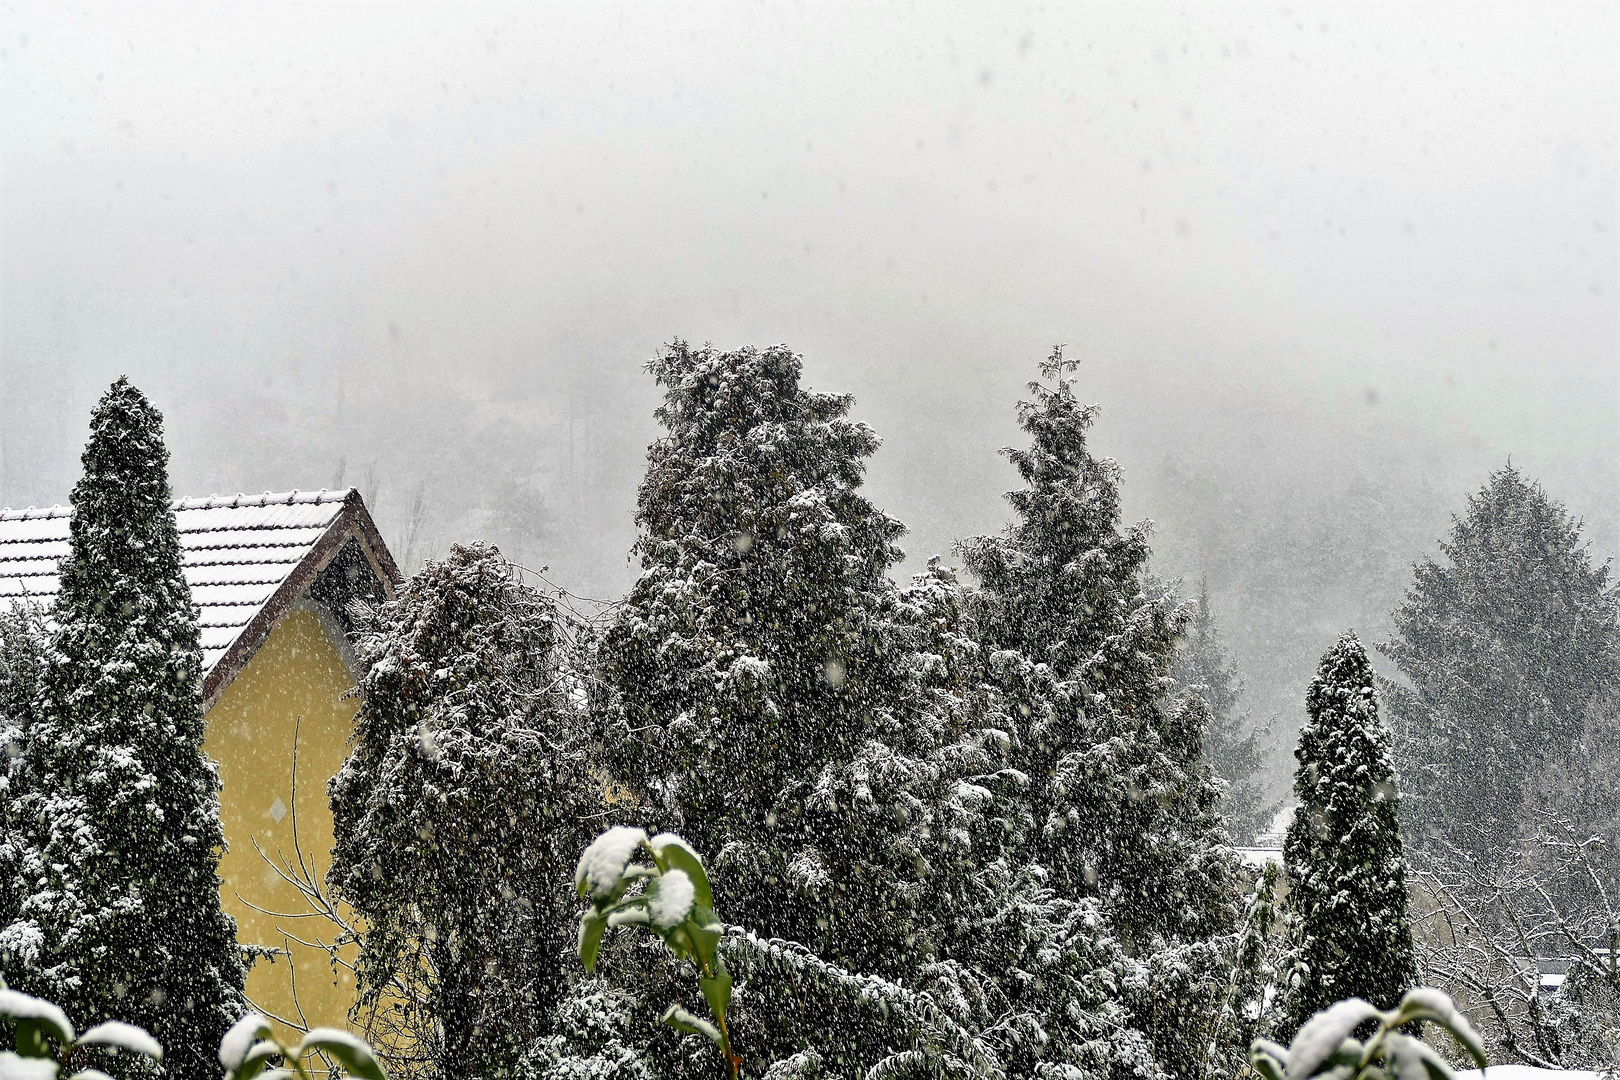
[0,378,244,1080]
[957,347,1237,937]
[329,543,602,1080]
[598,342,921,971]
[957,346,1240,1076]
[1172,582,1277,845]
[0,603,47,947]
[595,342,1027,1076]
[1380,465,1620,860]
[1283,632,1415,1033]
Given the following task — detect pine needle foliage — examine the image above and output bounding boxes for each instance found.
[0,378,245,1080]
[1283,632,1416,1034]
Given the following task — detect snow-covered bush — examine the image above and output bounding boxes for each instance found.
[329,543,604,1080]
[218,1012,385,1080]
[573,828,735,1079]
[1,977,388,1080]
[1,973,163,1080]
[1251,987,1485,1080]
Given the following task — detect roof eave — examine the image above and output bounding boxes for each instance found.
[199,491,402,711]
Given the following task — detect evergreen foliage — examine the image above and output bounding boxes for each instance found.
[594,342,1040,1077]
[0,378,244,1080]
[957,346,1241,1075]
[1380,465,1620,860]
[1172,582,1277,845]
[0,604,47,947]
[1282,632,1416,1033]
[957,347,1237,946]
[329,542,601,1080]
[598,342,925,976]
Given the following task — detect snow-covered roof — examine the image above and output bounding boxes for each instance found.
[0,489,400,707]
[1235,846,1283,870]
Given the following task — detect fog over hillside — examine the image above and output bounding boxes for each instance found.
[3,1,1614,793]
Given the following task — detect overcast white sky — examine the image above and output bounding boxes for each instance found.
[2,1,1616,754]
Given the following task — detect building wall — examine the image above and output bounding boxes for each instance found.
[203,607,361,1037]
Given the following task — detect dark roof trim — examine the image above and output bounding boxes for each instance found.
[200,489,402,711]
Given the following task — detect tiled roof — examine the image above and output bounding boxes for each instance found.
[0,489,385,677]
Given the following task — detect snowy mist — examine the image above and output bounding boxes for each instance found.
[2,1,1615,791]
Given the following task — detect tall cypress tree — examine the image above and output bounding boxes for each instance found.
[957,347,1236,943]
[596,342,1004,1076]
[1283,631,1415,1032]
[1381,465,1620,859]
[598,341,917,968]
[0,379,244,1079]
[957,347,1239,1077]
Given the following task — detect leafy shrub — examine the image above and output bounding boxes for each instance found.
[573,828,735,1079]
[1251,987,1486,1080]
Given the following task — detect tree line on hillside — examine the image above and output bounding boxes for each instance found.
[2,346,1617,1079]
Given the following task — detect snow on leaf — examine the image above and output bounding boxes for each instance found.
[649,869,696,930]
[76,1022,161,1060]
[575,826,649,901]
[0,1053,60,1080]
[219,1014,272,1071]
[1286,998,1380,1079]
[0,989,74,1045]
[297,1028,387,1080]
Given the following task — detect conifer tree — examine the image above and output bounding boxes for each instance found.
[0,603,47,946]
[1283,632,1416,1033]
[598,342,919,969]
[329,543,602,1080]
[596,342,1008,1076]
[957,347,1237,944]
[1381,465,1620,859]
[1173,582,1277,845]
[0,378,244,1080]
[957,347,1240,1077]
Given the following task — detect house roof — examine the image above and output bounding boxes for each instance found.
[0,488,401,708]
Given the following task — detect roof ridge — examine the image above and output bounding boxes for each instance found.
[3,487,360,519]
[173,488,360,511]
[0,505,72,522]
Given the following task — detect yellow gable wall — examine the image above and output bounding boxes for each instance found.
[203,606,361,1037]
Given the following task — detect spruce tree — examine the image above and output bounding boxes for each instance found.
[957,346,1239,1076]
[1172,581,1277,845]
[1282,631,1415,1032]
[329,543,600,1080]
[1,378,244,1080]
[1381,465,1620,860]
